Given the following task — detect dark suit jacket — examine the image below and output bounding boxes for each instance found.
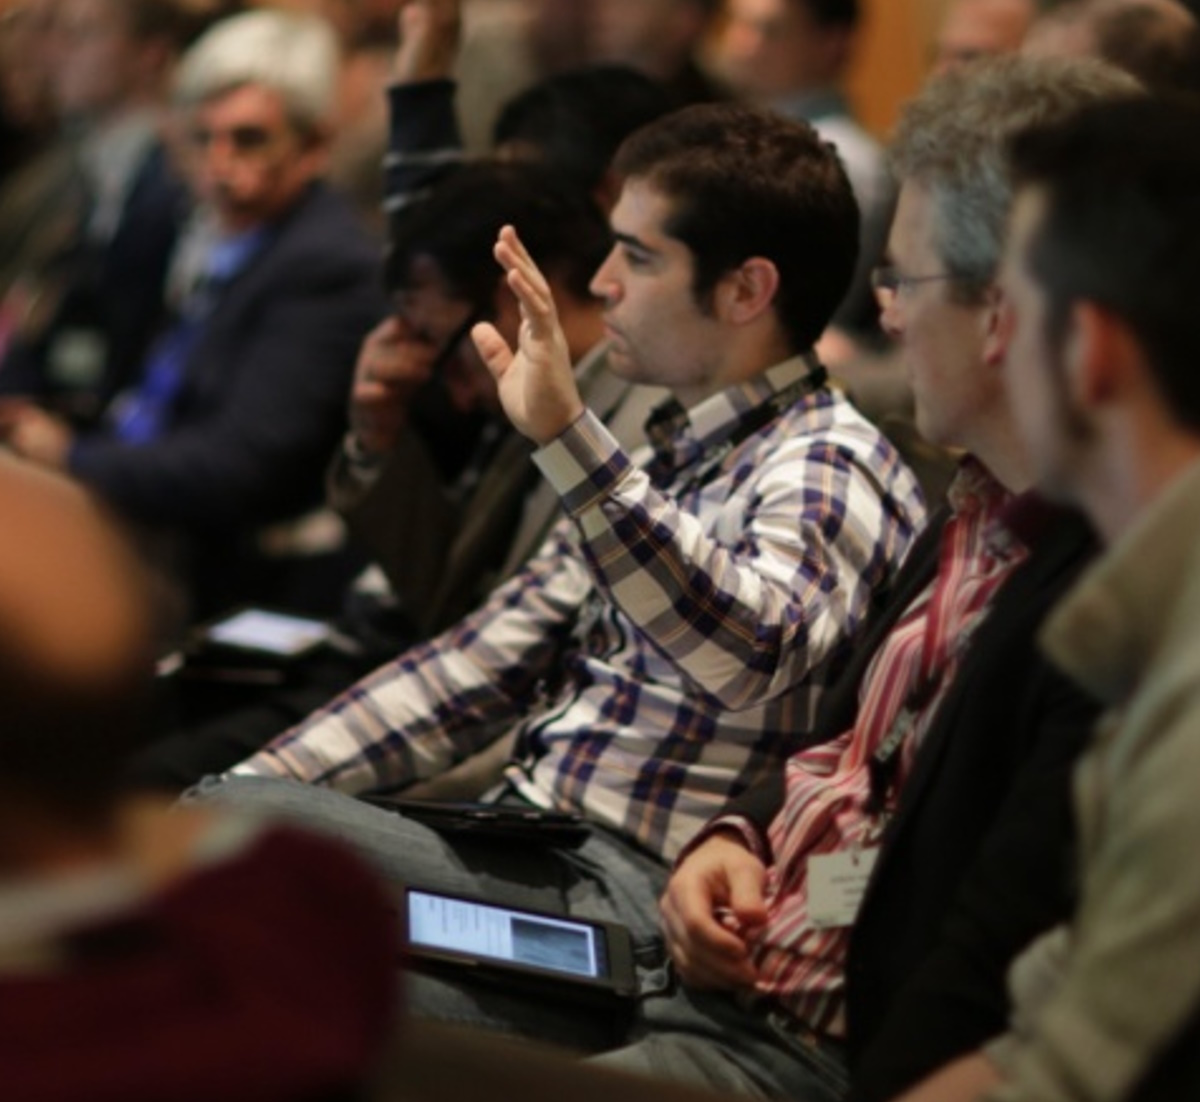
[70,182,384,527]
[69,182,386,612]
[723,502,1100,1101]
[0,141,189,421]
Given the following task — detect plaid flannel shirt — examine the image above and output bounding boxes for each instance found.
[235,357,926,861]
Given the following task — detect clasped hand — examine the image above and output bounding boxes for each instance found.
[659,829,770,991]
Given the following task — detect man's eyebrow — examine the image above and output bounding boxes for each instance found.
[612,231,659,257]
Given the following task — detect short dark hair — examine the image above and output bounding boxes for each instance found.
[492,65,674,196]
[386,161,611,308]
[795,0,860,28]
[1010,96,1200,430]
[612,102,859,352]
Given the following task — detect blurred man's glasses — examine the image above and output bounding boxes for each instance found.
[430,307,487,374]
[187,124,278,155]
[871,264,956,301]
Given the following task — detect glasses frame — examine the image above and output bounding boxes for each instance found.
[870,264,957,299]
[428,306,488,377]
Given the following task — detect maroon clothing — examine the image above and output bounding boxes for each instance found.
[1,824,397,1102]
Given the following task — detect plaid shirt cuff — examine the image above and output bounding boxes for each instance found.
[533,408,633,517]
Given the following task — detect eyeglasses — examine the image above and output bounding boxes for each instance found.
[187,124,278,155]
[429,307,487,375]
[870,264,957,299]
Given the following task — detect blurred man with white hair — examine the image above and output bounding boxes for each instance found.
[0,9,385,619]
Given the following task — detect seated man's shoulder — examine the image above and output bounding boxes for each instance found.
[270,184,385,278]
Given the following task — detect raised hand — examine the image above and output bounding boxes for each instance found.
[472,225,584,446]
[347,316,437,459]
[659,829,770,991]
[394,0,462,85]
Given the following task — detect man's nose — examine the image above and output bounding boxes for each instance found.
[723,20,765,64]
[589,249,621,304]
[878,291,903,340]
[201,135,240,175]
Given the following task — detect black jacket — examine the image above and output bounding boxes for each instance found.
[69,182,386,614]
[70,182,384,529]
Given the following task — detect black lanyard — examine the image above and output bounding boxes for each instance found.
[653,362,830,495]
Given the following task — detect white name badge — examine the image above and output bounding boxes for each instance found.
[808,848,880,929]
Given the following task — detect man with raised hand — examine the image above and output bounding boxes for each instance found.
[197,103,922,1072]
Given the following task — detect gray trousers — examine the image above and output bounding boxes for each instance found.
[189,776,847,1101]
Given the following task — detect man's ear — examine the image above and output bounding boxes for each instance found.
[1066,300,1133,411]
[980,283,1009,369]
[717,258,780,326]
[296,121,333,177]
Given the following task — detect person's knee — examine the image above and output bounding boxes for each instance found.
[180,772,305,812]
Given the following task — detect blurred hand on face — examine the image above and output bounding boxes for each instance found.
[348,316,437,458]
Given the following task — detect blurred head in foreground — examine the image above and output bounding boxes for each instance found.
[0,456,155,854]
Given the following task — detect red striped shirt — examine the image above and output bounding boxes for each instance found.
[743,461,1028,1037]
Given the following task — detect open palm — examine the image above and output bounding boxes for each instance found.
[471,226,584,445]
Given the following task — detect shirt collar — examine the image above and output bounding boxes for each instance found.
[945,457,1025,563]
[168,216,270,311]
[1041,456,1200,706]
[206,225,270,282]
[771,87,848,124]
[645,353,826,471]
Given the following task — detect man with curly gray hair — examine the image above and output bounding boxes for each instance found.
[881,54,1140,463]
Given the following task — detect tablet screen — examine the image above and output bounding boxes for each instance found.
[406,889,610,979]
[203,608,331,657]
